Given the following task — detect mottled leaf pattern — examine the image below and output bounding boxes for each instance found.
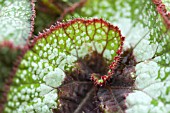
[3,18,124,113]
[1,0,170,113]
[64,0,170,112]
[0,0,35,46]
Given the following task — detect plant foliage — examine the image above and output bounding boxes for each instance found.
[0,0,170,113]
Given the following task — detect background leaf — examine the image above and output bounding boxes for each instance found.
[0,0,35,46]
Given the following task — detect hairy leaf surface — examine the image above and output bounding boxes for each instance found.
[63,0,170,112]
[3,18,127,113]
[0,0,35,46]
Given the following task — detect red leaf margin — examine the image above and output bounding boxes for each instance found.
[152,0,170,29]
[0,18,125,112]
[33,18,124,54]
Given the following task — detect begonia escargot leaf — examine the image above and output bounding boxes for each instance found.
[126,1,170,113]
[2,18,128,113]
[0,0,35,46]
[63,0,170,112]
[126,29,170,112]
